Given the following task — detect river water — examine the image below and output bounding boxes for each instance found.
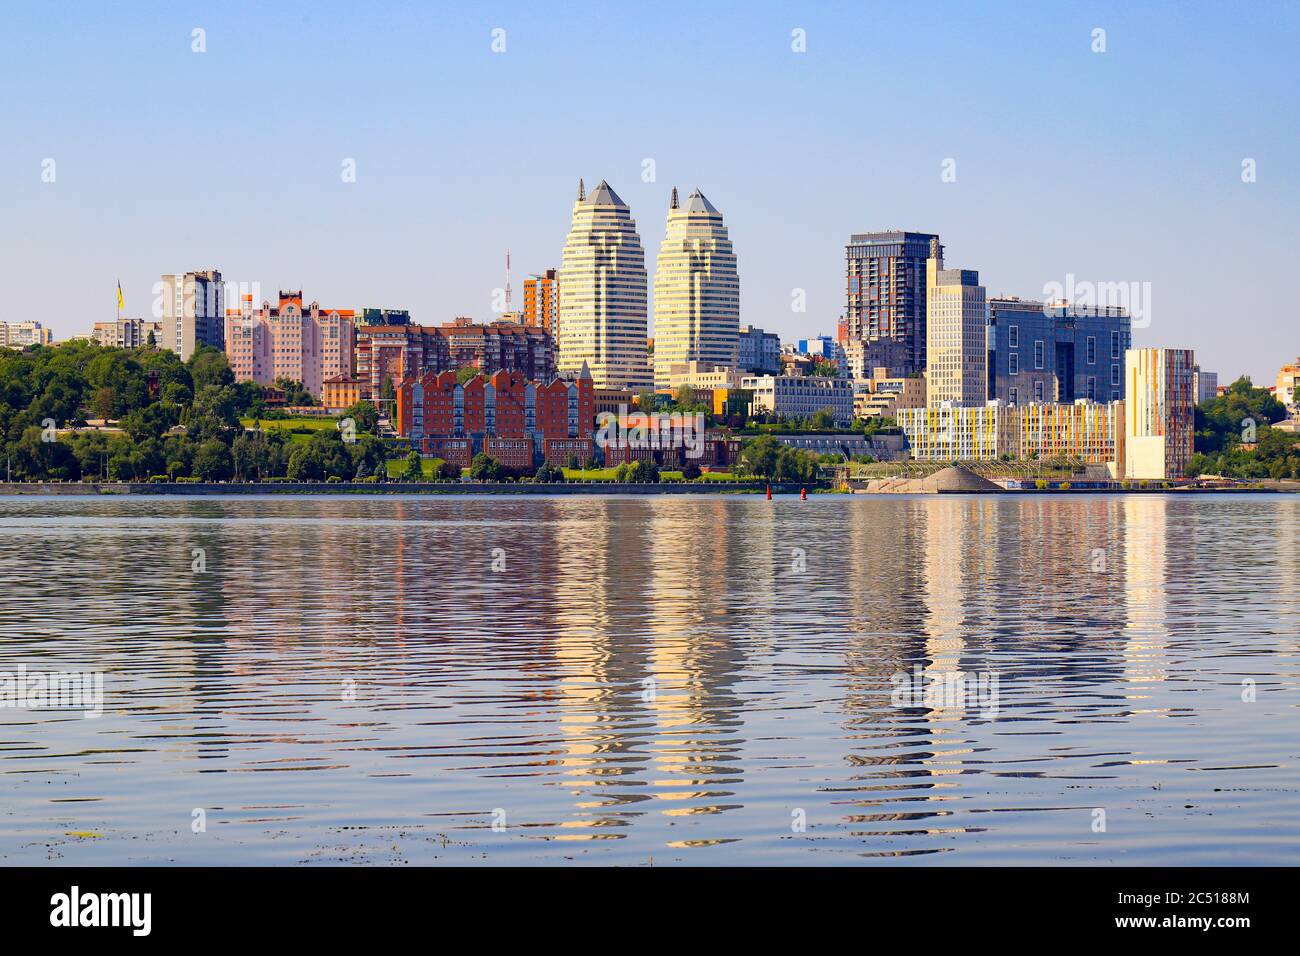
[1,493,1296,865]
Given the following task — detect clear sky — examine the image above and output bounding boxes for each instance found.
[3,1,1296,383]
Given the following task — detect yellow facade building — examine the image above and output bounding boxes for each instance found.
[321,375,362,411]
[1017,400,1124,466]
[898,403,1017,461]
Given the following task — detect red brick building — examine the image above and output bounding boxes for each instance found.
[395,365,594,469]
[603,429,742,469]
[356,318,555,404]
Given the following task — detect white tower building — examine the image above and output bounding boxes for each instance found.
[557,179,652,390]
[652,187,740,387]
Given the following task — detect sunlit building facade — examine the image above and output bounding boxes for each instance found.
[652,188,739,387]
[844,231,940,373]
[1124,347,1195,479]
[557,179,652,390]
[224,290,355,399]
[898,402,1017,461]
[925,240,987,408]
[395,365,595,468]
[1016,399,1125,466]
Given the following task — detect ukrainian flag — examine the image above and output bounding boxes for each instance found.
[117,281,125,311]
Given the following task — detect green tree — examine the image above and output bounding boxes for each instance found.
[775,445,817,482]
[623,459,659,482]
[273,378,316,406]
[402,450,425,481]
[741,434,780,477]
[193,439,234,481]
[346,433,387,479]
[187,385,242,443]
[1195,377,1287,454]
[341,400,379,434]
[469,452,503,481]
[810,406,836,430]
[188,346,235,390]
[534,462,566,483]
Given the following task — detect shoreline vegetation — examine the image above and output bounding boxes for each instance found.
[0,479,1290,496]
[3,341,1296,492]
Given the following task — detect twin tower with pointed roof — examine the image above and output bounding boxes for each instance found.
[557,179,739,391]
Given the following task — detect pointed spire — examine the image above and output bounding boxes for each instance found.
[670,186,679,210]
[577,178,585,202]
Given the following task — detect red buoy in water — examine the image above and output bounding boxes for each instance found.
[800,487,807,500]
[766,483,772,500]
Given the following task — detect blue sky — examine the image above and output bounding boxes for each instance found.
[2,1,1297,383]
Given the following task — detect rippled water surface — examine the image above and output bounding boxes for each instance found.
[1,493,1297,865]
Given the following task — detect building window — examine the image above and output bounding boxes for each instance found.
[1034,341,1044,369]
[1111,330,1121,360]
[1087,336,1096,364]
[1009,387,1018,405]
[1034,381,1044,402]
[1111,364,1120,387]
[1009,352,1019,375]
[1008,325,1018,348]
[1087,376,1097,401]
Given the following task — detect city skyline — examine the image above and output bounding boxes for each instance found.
[3,2,1296,386]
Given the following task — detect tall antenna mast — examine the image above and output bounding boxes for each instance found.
[505,249,513,311]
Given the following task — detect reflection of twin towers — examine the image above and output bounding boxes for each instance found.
[157,497,1295,842]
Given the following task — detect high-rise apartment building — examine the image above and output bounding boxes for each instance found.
[557,179,652,390]
[987,297,1130,406]
[925,239,987,407]
[845,231,941,372]
[737,324,781,375]
[224,291,355,399]
[652,187,739,387]
[1124,347,1196,479]
[160,269,225,360]
[523,269,559,337]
